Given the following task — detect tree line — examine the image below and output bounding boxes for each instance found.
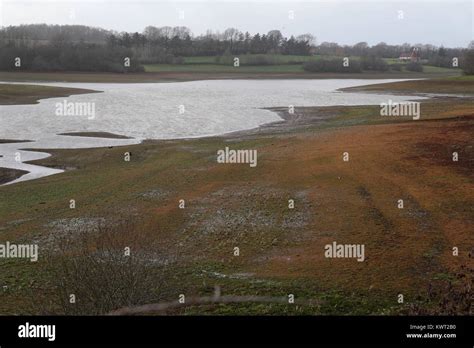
[0,24,472,73]
[106,27,313,63]
[0,25,313,71]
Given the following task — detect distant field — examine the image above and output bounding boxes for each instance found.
[451,75,474,81]
[144,62,460,75]
[146,54,461,75]
[0,54,461,77]
[0,55,461,83]
[183,54,348,65]
[144,63,305,73]
[383,58,401,64]
[421,65,460,73]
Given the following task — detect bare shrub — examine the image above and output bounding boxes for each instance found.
[405,62,424,72]
[462,49,474,75]
[404,265,472,315]
[43,219,173,315]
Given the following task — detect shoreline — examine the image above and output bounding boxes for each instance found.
[57,132,133,139]
[6,95,472,185]
[0,83,99,105]
[0,168,29,185]
[1,77,472,185]
[0,77,414,185]
[0,70,459,84]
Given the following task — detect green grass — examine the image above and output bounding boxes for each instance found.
[183,54,346,65]
[144,62,461,76]
[147,54,461,75]
[344,74,474,94]
[144,63,305,73]
[0,83,87,96]
[175,55,465,71]
[382,57,459,73]
[446,74,474,81]
[422,65,459,73]
[383,58,402,64]
[183,56,218,64]
[172,267,397,315]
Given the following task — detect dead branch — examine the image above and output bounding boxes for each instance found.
[108,287,319,315]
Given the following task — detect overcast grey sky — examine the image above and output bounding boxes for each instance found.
[1,0,473,47]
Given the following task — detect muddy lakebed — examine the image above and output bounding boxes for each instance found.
[0,79,426,184]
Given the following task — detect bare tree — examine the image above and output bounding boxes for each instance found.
[296,33,316,46]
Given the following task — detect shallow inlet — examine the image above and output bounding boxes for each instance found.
[0,79,426,184]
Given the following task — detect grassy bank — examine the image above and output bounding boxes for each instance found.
[0,77,472,315]
[0,66,461,84]
[0,83,98,105]
[0,168,28,185]
[343,75,474,95]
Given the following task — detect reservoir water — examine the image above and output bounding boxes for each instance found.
[0,79,425,184]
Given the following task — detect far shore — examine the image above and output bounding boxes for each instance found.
[0,70,460,84]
